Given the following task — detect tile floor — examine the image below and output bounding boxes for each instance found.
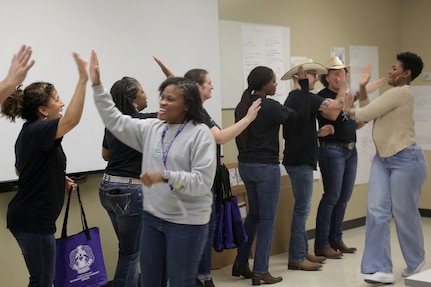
[211,217,431,286]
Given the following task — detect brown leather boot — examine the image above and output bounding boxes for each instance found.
[232,263,252,278]
[306,253,327,263]
[251,272,282,285]
[288,259,323,271]
[314,246,343,259]
[330,241,357,253]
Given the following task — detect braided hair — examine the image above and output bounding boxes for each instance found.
[110,77,139,115]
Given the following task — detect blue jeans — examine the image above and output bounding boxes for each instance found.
[99,180,143,287]
[10,229,56,287]
[197,188,216,280]
[140,211,208,287]
[315,145,357,248]
[361,144,427,274]
[284,164,314,263]
[234,162,281,274]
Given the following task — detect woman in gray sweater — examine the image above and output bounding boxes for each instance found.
[90,49,216,287]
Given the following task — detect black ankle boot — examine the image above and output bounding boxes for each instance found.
[251,272,282,285]
[232,264,252,278]
[203,278,215,287]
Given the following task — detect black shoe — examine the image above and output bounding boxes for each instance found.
[232,263,252,278]
[203,278,215,287]
[251,272,282,285]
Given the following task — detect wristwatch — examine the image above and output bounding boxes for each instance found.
[162,170,170,183]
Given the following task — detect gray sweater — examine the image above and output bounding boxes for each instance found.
[93,85,216,225]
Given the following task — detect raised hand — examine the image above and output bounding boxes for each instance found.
[1,45,35,103]
[153,56,175,78]
[89,49,101,86]
[360,63,373,88]
[343,91,355,112]
[72,51,88,82]
[295,65,306,80]
[6,45,35,86]
[366,77,386,94]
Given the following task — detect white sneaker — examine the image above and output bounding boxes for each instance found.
[402,259,425,277]
[364,272,395,284]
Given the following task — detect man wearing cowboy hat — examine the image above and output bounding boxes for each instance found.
[314,56,360,260]
[280,58,348,270]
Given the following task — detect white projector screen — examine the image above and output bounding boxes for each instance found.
[0,0,222,184]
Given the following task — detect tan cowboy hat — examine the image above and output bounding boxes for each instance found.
[325,56,350,71]
[281,58,328,80]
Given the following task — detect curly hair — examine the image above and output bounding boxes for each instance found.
[1,82,55,122]
[397,52,424,81]
[158,77,203,124]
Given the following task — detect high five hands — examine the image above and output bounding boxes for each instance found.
[89,49,101,86]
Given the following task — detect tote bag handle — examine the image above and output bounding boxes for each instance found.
[60,186,91,240]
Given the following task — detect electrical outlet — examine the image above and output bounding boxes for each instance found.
[422,72,431,81]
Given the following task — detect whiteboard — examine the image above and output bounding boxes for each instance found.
[349,45,379,185]
[219,20,291,108]
[0,0,221,183]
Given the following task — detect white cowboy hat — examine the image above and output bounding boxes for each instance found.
[324,56,350,71]
[281,58,328,80]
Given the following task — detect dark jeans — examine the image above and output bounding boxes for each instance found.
[10,229,56,287]
[235,162,281,274]
[140,211,208,287]
[99,180,143,287]
[315,145,357,248]
[284,164,314,263]
[197,188,216,280]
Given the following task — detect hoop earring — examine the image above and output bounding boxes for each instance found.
[395,75,406,86]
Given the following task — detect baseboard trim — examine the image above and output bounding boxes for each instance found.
[306,210,431,239]
[306,216,366,239]
[420,208,431,217]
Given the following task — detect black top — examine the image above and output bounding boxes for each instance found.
[235,86,310,164]
[283,79,325,169]
[202,108,221,160]
[317,87,356,143]
[103,112,157,178]
[8,118,65,234]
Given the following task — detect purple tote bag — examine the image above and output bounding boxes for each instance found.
[54,186,108,287]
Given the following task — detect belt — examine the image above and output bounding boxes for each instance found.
[102,173,142,185]
[320,141,356,150]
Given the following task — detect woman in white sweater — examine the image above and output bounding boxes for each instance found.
[348,52,427,284]
[90,49,216,287]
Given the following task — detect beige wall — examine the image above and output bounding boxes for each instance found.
[1,0,431,284]
[218,0,431,216]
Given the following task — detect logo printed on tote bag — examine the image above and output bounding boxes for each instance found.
[70,245,95,274]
